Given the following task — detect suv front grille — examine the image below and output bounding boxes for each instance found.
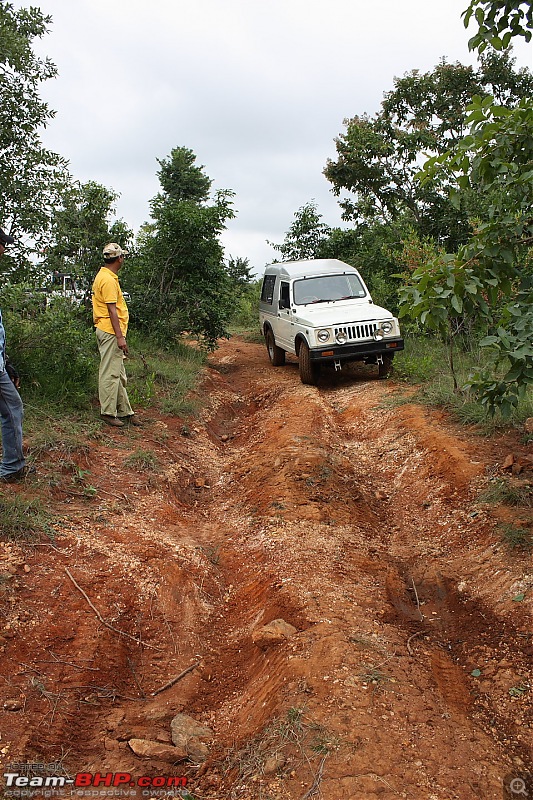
[334,322,378,342]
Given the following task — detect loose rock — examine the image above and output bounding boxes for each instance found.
[128,738,187,763]
[170,714,213,763]
[4,699,24,711]
[252,618,298,649]
[263,753,286,775]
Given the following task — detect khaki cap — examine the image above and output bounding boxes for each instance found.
[103,242,129,259]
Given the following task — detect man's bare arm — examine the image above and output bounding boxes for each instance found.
[107,302,128,354]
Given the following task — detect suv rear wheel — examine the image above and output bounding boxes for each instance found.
[265,329,285,366]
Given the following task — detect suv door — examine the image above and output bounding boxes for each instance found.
[275,281,294,351]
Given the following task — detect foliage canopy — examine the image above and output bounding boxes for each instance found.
[324,52,533,253]
[463,0,533,50]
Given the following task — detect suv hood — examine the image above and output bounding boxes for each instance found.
[293,302,394,326]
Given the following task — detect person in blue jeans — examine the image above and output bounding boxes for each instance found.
[0,228,33,483]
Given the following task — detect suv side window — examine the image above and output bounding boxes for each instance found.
[279,281,290,309]
[261,275,276,304]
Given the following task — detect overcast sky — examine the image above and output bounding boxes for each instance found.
[19,0,533,273]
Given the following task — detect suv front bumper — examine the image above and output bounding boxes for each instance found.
[309,338,404,362]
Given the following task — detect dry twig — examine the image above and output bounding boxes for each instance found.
[410,578,424,621]
[151,661,200,697]
[300,753,328,799]
[127,657,146,698]
[64,567,161,651]
[407,631,425,656]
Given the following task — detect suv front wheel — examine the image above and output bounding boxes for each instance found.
[265,329,286,366]
[298,340,319,385]
[378,354,394,379]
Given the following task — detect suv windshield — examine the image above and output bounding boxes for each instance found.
[293,273,366,305]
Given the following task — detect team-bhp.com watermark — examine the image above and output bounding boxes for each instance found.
[2,764,193,798]
[3,765,530,798]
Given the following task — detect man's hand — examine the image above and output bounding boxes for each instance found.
[5,358,20,389]
[117,335,129,355]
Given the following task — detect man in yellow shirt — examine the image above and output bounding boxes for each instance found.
[92,243,140,427]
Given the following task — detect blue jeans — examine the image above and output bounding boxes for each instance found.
[0,368,25,477]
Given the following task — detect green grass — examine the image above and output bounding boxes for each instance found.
[480,477,532,508]
[224,706,339,788]
[499,523,533,553]
[123,448,160,472]
[22,333,206,429]
[358,663,391,687]
[0,494,52,542]
[24,407,105,455]
[126,334,205,417]
[228,324,264,344]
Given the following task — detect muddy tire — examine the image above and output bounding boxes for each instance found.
[298,340,319,385]
[378,354,394,379]
[265,329,285,366]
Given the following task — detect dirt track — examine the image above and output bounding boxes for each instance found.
[0,336,532,800]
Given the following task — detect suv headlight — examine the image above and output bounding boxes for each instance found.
[374,321,394,341]
[336,330,347,345]
[317,329,330,343]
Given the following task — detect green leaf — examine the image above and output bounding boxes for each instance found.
[451,294,463,314]
[471,669,482,677]
[512,593,525,602]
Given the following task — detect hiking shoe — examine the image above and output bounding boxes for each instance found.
[121,414,143,426]
[101,414,124,427]
[0,465,36,483]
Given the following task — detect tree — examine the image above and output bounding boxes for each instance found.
[324,53,533,251]
[43,180,132,289]
[226,256,253,288]
[268,201,332,261]
[0,2,70,269]
[128,147,235,349]
[399,2,533,415]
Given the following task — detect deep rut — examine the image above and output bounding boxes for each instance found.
[189,345,532,798]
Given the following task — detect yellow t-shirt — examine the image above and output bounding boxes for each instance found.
[92,267,129,336]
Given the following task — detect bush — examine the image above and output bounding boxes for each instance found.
[395,333,533,429]
[229,280,261,330]
[0,288,97,407]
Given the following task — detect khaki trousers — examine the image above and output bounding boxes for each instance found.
[96,329,133,418]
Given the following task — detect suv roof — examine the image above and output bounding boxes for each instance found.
[264,259,360,280]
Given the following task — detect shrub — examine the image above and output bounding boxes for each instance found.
[0,288,97,407]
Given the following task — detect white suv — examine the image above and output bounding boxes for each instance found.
[259,259,404,384]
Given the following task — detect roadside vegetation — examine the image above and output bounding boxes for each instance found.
[393,334,533,431]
